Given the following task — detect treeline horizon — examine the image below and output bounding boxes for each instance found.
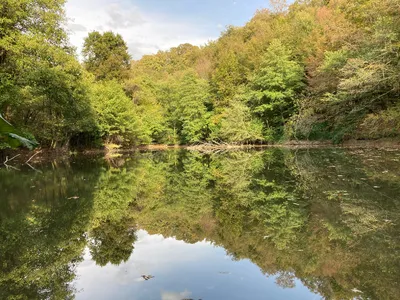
[1,0,399,149]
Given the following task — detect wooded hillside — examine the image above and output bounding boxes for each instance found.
[1,0,399,149]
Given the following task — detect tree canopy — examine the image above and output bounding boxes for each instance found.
[1,0,399,150]
[83,31,131,81]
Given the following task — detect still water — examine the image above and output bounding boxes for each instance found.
[1,148,400,300]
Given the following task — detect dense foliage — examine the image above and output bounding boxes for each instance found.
[0,0,95,148]
[128,0,400,144]
[1,0,399,149]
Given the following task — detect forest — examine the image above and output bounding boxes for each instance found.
[0,0,399,149]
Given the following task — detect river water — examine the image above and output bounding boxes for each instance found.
[1,148,399,299]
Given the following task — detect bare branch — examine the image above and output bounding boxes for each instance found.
[26,162,43,173]
[3,155,21,171]
[4,154,20,164]
[26,150,42,164]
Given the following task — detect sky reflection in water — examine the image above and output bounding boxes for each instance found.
[75,230,320,300]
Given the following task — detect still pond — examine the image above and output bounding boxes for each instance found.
[1,148,400,299]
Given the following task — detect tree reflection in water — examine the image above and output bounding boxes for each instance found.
[1,149,399,299]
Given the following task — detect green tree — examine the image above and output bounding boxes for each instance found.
[158,72,212,144]
[247,40,304,140]
[126,75,167,143]
[210,50,245,107]
[214,99,264,143]
[88,79,146,145]
[82,31,131,81]
[0,0,96,148]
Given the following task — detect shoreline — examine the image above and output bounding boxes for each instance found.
[1,138,400,164]
[135,138,400,151]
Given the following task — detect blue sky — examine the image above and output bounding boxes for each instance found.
[133,0,271,28]
[65,0,274,59]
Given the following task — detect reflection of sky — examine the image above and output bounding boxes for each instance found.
[74,230,321,300]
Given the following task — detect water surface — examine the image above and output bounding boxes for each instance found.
[1,148,400,299]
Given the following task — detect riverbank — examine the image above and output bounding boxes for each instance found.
[282,138,400,149]
[140,138,400,151]
[2,138,400,165]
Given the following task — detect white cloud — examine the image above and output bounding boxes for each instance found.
[106,3,146,29]
[161,289,192,300]
[74,230,221,299]
[65,0,217,60]
[67,23,87,32]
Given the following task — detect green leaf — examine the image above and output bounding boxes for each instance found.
[0,114,16,134]
[8,133,39,150]
[0,114,38,150]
